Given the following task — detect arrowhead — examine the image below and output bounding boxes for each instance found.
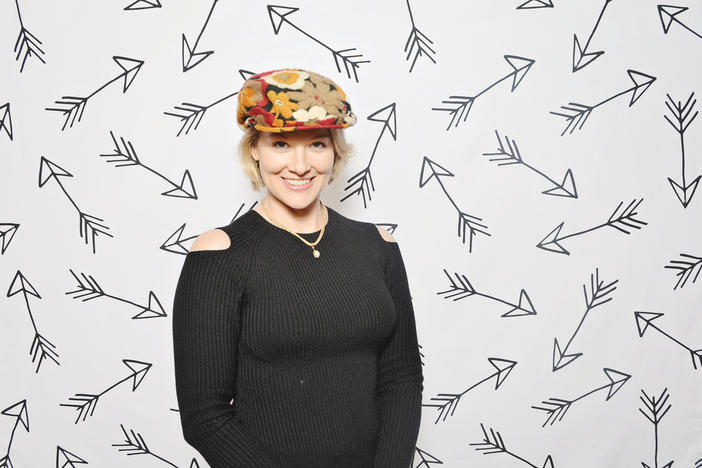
[162,170,197,199]
[7,271,41,299]
[572,34,604,72]
[536,221,569,255]
[634,310,664,337]
[123,359,152,390]
[542,168,577,198]
[367,103,397,139]
[56,446,89,466]
[239,69,256,81]
[504,55,535,91]
[124,0,162,10]
[267,5,299,34]
[419,156,454,188]
[1,400,29,431]
[627,69,656,106]
[542,455,555,468]
[657,5,688,33]
[134,291,167,319]
[518,0,554,9]
[603,367,631,400]
[39,156,73,187]
[0,102,12,140]
[0,224,19,254]
[113,56,144,92]
[160,223,191,255]
[488,358,517,389]
[552,337,582,371]
[503,289,537,317]
[182,34,214,72]
[668,175,700,208]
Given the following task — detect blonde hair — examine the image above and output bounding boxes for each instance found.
[239,127,354,191]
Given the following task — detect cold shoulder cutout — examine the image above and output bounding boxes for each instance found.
[189,228,231,252]
[376,225,397,243]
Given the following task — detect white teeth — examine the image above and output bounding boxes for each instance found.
[284,178,312,185]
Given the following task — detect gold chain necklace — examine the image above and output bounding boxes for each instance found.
[260,198,327,259]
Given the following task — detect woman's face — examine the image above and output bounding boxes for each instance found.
[250,128,335,211]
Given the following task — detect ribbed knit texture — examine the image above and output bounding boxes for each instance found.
[172,206,423,468]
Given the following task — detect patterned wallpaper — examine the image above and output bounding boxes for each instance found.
[1,0,700,467]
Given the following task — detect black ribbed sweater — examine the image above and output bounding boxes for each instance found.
[172,206,423,468]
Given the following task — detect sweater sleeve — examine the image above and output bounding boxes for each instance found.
[375,241,424,468]
[172,248,283,468]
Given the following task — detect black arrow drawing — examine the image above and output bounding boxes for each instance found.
[432,55,535,131]
[470,422,555,468]
[552,268,618,371]
[639,388,674,468]
[483,130,578,198]
[658,4,702,39]
[46,56,144,130]
[572,0,613,72]
[340,103,397,208]
[267,5,370,82]
[664,92,700,207]
[423,358,517,424]
[413,447,443,467]
[419,157,491,253]
[38,156,113,253]
[664,252,701,290]
[551,69,656,136]
[437,268,537,317]
[532,367,631,427]
[60,359,152,424]
[0,103,13,140]
[56,446,88,467]
[10,0,45,72]
[635,311,702,370]
[517,0,554,9]
[65,268,167,320]
[182,0,219,72]
[161,201,257,255]
[0,400,29,468]
[7,271,60,373]
[404,0,436,73]
[537,198,646,255]
[0,223,20,254]
[0,102,12,141]
[165,69,254,136]
[124,0,162,10]
[112,423,182,465]
[696,457,702,468]
[100,131,197,199]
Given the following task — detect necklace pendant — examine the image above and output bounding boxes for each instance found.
[313,248,320,259]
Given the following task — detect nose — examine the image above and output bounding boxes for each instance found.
[288,143,312,176]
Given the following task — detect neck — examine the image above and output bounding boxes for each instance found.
[260,195,325,233]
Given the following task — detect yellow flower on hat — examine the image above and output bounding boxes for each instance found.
[263,70,309,90]
[267,90,298,120]
[287,72,346,118]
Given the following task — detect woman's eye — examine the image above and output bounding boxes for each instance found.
[273,141,287,148]
[312,141,327,148]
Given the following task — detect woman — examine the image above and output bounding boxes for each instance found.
[172,68,423,468]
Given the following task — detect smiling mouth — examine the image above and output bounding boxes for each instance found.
[282,176,315,187]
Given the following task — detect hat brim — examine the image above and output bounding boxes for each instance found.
[252,122,352,133]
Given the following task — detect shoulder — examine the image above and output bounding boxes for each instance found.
[375,225,397,243]
[190,228,231,252]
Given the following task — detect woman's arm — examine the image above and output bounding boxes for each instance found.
[375,238,424,468]
[172,241,283,468]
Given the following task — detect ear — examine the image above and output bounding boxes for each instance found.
[250,144,259,161]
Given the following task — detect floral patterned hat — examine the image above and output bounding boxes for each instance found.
[237,68,357,132]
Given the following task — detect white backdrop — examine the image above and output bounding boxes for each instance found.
[1,1,701,467]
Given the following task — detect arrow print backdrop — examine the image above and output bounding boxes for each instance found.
[0,1,700,467]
